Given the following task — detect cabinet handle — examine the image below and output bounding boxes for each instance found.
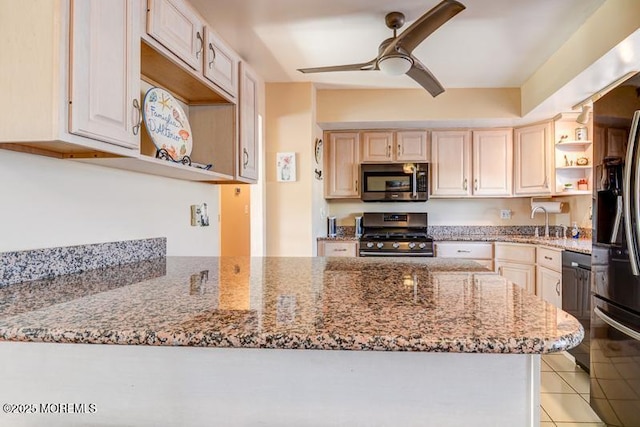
[457,250,471,253]
[398,143,402,156]
[474,178,478,191]
[355,179,358,191]
[463,178,468,190]
[243,148,249,168]
[555,280,561,296]
[132,99,142,135]
[498,267,503,275]
[333,248,347,252]
[387,145,391,158]
[196,31,204,59]
[544,256,553,260]
[208,43,216,69]
[543,176,549,188]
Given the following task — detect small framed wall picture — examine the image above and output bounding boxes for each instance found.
[276,152,296,182]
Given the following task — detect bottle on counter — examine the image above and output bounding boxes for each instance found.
[571,222,580,239]
[328,216,337,238]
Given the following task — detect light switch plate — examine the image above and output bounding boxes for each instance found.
[500,209,512,219]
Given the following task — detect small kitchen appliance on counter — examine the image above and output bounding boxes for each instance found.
[359,212,433,257]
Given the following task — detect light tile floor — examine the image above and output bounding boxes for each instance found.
[541,352,605,426]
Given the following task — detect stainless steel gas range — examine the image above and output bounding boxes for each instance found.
[358,212,434,257]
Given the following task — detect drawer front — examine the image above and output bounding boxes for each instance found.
[537,247,562,272]
[435,242,493,259]
[494,243,536,264]
[321,242,358,257]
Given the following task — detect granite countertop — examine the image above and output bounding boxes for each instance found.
[435,235,592,254]
[0,257,582,354]
[318,234,592,254]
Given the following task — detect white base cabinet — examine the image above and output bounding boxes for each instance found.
[537,266,562,307]
[495,242,536,294]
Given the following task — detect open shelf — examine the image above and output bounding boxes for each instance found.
[72,153,233,182]
[555,165,592,170]
[555,140,592,148]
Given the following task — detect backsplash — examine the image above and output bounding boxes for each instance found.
[334,225,591,239]
[0,238,166,287]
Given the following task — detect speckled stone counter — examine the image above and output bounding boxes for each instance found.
[433,235,592,254]
[318,233,592,254]
[0,257,582,354]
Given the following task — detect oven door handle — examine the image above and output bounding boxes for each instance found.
[594,307,640,341]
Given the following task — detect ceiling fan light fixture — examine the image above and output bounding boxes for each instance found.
[378,55,413,76]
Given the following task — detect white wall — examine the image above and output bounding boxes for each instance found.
[0,149,220,256]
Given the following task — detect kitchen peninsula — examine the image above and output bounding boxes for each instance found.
[0,257,582,427]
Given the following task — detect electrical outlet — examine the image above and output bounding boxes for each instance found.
[500,209,512,219]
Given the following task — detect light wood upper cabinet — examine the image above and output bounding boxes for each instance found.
[326,132,360,198]
[238,62,259,182]
[514,122,552,195]
[361,131,394,162]
[396,131,429,162]
[146,0,204,72]
[431,130,472,196]
[472,129,513,197]
[69,0,140,149]
[361,130,429,163]
[204,28,238,99]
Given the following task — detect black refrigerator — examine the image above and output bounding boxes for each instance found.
[591,73,640,427]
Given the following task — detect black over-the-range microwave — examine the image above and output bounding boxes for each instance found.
[361,163,429,202]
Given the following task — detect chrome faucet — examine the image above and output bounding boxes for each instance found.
[531,206,549,238]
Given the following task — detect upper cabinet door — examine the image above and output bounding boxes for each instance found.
[431,130,472,197]
[472,129,513,197]
[514,122,552,195]
[147,0,204,72]
[204,28,238,100]
[239,62,259,181]
[361,131,393,162]
[396,131,429,162]
[69,0,140,149]
[326,132,360,198]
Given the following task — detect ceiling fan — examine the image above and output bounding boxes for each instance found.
[297,0,465,97]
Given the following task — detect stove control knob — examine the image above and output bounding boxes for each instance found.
[408,242,416,249]
[418,243,427,249]
[366,242,374,248]
[376,242,384,249]
[392,242,400,249]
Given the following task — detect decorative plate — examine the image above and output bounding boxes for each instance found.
[314,138,323,164]
[142,87,193,161]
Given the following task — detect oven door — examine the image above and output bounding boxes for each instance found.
[361,164,428,202]
[590,296,640,426]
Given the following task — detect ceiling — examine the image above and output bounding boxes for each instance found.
[190,0,606,91]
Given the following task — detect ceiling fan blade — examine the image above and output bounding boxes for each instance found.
[385,0,465,56]
[406,56,445,97]
[298,60,377,74]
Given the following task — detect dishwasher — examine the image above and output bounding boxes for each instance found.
[561,250,592,372]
